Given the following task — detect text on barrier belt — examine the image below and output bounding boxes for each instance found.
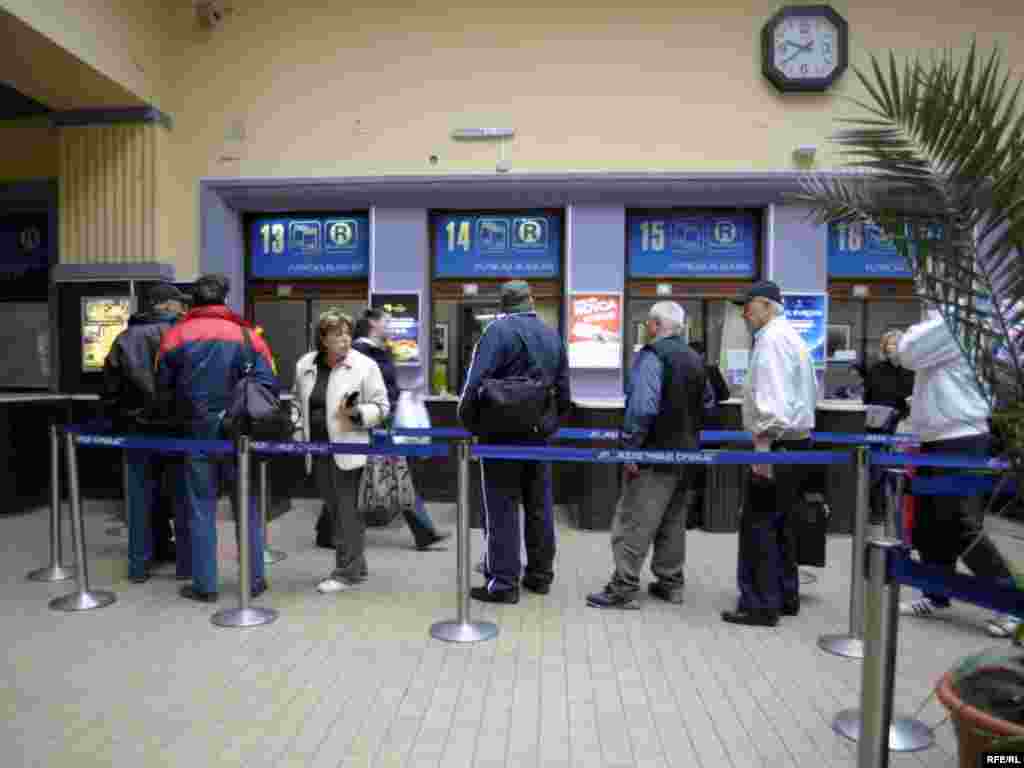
[470,445,851,465]
[250,440,448,458]
[73,434,236,455]
[378,426,919,446]
[891,551,1024,618]
[872,452,1009,470]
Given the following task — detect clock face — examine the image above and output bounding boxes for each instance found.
[772,15,838,80]
[761,5,848,92]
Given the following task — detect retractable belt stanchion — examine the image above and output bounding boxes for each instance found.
[260,460,286,565]
[833,538,933,760]
[883,469,905,541]
[819,445,870,659]
[213,436,278,628]
[430,439,498,644]
[28,423,75,582]
[49,431,116,612]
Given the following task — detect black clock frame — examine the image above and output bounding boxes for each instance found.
[761,4,848,93]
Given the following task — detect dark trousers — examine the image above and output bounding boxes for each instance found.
[737,438,812,614]
[124,451,185,579]
[314,457,367,583]
[914,434,1015,606]
[182,418,265,595]
[479,458,556,593]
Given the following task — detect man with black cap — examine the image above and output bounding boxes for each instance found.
[458,280,571,603]
[103,282,189,583]
[724,280,816,627]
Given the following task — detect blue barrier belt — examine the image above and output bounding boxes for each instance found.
[891,552,1024,618]
[73,433,235,455]
[250,440,449,459]
[909,475,1018,496]
[471,445,851,465]
[872,453,1009,470]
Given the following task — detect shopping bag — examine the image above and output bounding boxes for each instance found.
[795,492,829,568]
[358,454,416,527]
[392,390,432,444]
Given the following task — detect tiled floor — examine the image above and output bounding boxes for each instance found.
[4,496,1023,768]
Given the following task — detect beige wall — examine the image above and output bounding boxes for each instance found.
[7,0,1024,276]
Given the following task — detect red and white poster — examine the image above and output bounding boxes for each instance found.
[568,293,622,369]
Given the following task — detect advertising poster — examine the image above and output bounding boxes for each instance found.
[371,293,420,366]
[248,214,370,278]
[433,212,561,278]
[568,293,622,369]
[81,297,132,372]
[627,211,758,277]
[782,293,828,367]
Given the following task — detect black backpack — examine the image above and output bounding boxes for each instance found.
[221,327,294,442]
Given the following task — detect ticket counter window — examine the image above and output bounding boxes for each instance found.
[431,295,561,397]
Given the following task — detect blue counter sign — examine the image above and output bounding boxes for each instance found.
[249,214,369,278]
[434,212,561,278]
[828,221,942,278]
[628,212,758,277]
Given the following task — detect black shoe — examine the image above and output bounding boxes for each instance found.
[521,576,551,595]
[153,546,176,564]
[416,531,452,551]
[721,609,778,627]
[587,589,640,610]
[129,572,150,584]
[470,586,519,604]
[315,532,334,549]
[179,585,218,603]
[251,581,268,599]
[782,601,800,617]
[648,582,684,604]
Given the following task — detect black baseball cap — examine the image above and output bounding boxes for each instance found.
[500,280,533,313]
[147,282,189,305]
[731,280,782,306]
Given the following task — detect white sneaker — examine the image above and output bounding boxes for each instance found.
[986,615,1021,638]
[316,578,353,594]
[899,597,948,618]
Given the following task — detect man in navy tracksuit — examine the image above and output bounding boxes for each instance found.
[156,274,276,603]
[103,282,189,583]
[458,281,571,604]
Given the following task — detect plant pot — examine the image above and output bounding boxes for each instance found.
[936,670,1024,768]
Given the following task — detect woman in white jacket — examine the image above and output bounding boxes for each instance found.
[293,309,390,594]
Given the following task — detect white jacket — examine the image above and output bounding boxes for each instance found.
[292,349,390,472]
[897,315,988,443]
[742,314,817,440]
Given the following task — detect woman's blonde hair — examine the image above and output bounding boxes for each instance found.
[316,308,353,351]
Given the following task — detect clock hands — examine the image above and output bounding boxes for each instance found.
[780,39,814,66]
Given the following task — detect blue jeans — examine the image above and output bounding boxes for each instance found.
[182,418,264,595]
[124,450,158,580]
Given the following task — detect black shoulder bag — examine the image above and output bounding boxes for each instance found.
[474,327,557,440]
[221,328,294,442]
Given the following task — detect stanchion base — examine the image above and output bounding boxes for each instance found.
[49,590,117,612]
[818,633,864,659]
[263,549,287,565]
[430,620,499,644]
[211,606,279,628]
[27,563,76,582]
[833,708,934,752]
[799,569,818,585]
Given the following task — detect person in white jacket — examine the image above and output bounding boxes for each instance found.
[897,310,1019,637]
[292,309,390,594]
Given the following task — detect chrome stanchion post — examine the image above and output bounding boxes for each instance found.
[49,431,116,611]
[833,538,933,758]
[430,439,498,643]
[819,445,869,658]
[883,469,905,541]
[261,460,286,564]
[28,423,75,582]
[213,436,278,628]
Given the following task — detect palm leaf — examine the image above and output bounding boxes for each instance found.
[795,40,1024,413]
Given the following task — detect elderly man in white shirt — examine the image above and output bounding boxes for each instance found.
[723,281,817,627]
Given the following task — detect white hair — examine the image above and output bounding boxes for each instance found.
[649,301,686,335]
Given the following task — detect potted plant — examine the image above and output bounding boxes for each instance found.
[797,40,1024,767]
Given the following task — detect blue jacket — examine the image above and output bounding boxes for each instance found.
[352,338,399,411]
[458,311,571,438]
[102,311,179,421]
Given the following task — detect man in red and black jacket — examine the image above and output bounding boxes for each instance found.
[156,274,277,604]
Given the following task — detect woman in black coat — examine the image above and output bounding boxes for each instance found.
[317,308,450,550]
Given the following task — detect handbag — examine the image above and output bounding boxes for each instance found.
[221,327,294,442]
[472,327,557,440]
[358,454,416,527]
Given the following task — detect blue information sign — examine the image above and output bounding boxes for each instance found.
[783,293,828,366]
[433,212,561,278]
[0,213,49,277]
[828,221,942,278]
[627,211,758,277]
[249,214,369,278]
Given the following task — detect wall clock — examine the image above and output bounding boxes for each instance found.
[762,4,848,93]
